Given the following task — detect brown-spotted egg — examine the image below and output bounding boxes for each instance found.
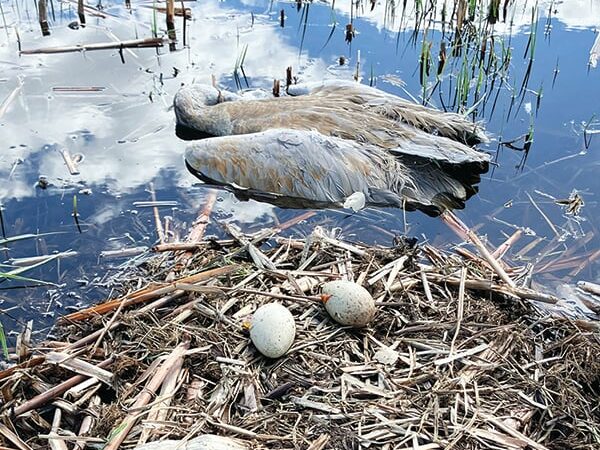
[321,280,376,327]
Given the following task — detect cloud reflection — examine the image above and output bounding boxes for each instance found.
[326,0,600,33]
[0,0,339,227]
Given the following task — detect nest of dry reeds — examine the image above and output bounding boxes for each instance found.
[1,213,599,450]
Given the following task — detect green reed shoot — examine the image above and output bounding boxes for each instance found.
[73,195,82,233]
[233,43,249,90]
[319,9,338,52]
[520,6,539,95]
[0,321,8,360]
[151,0,158,37]
[369,63,376,87]
[419,37,431,101]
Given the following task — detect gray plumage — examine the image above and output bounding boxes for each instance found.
[175,80,490,214]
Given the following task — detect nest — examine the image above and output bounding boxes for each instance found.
[0,214,599,450]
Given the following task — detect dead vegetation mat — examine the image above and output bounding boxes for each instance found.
[1,224,599,450]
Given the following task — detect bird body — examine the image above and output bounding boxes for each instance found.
[175,80,490,214]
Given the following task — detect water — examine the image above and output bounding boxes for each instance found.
[0,0,598,338]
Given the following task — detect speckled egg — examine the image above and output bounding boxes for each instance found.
[249,303,296,358]
[321,280,376,327]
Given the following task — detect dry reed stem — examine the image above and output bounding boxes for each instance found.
[60,264,238,322]
[104,340,190,450]
[0,423,33,450]
[441,211,516,287]
[20,37,164,55]
[13,357,114,416]
[148,183,165,244]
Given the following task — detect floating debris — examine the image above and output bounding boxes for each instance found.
[132,201,179,208]
[99,246,148,259]
[555,190,585,216]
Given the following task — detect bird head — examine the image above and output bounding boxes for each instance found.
[174,84,240,137]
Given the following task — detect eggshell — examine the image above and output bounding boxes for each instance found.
[249,303,296,358]
[322,280,375,327]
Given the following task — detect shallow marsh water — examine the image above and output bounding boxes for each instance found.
[0,0,599,338]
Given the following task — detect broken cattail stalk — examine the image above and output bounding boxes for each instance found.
[0,422,33,450]
[73,396,100,450]
[38,0,50,36]
[578,280,600,296]
[132,201,179,208]
[166,0,176,51]
[16,321,32,363]
[77,0,85,26]
[181,0,187,46]
[0,356,45,381]
[137,343,187,444]
[64,322,122,351]
[175,190,217,270]
[426,273,558,304]
[492,229,523,260]
[8,251,77,267]
[286,66,293,89]
[45,352,114,385]
[20,37,164,55]
[153,241,223,252]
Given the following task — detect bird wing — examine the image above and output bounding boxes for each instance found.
[185,129,403,208]
[185,128,488,215]
[287,80,489,146]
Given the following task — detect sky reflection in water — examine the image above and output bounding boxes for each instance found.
[0,0,598,334]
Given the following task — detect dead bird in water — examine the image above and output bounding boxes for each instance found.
[174,80,490,215]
